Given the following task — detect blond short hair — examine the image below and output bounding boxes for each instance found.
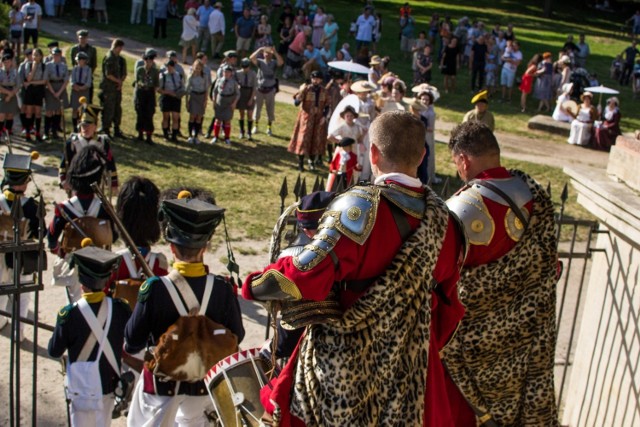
[370,111,425,169]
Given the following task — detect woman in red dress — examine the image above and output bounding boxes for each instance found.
[519,53,541,113]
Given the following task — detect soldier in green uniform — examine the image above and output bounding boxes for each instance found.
[135,49,159,145]
[99,39,127,139]
[70,30,98,102]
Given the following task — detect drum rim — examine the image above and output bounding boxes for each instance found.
[204,347,263,387]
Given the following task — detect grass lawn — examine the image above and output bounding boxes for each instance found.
[4,1,605,242]
[58,0,639,135]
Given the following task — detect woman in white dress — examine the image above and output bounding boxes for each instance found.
[567,91,597,146]
[552,82,574,122]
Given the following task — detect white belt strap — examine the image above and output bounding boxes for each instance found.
[78,299,109,361]
[77,298,120,375]
[160,272,214,316]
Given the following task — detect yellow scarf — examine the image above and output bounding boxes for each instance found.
[172,261,206,277]
[82,291,105,304]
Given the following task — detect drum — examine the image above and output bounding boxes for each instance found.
[113,279,143,310]
[562,100,579,117]
[61,217,113,252]
[205,348,270,427]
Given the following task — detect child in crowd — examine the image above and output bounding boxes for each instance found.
[485,54,497,95]
[610,55,622,81]
[326,137,359,191]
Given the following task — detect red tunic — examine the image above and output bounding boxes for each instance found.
[328,149,359,189]
[462,167,534,267]
[243,180,466,426]
[445,167,535,425]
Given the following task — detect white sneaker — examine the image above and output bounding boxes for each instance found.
[187,137,194,144]
[194,137,201,145]
[252,126,258,135]
[239,132,245,139]
[267,127,273,136]
[210,137,218,144]
[225,138,231,145]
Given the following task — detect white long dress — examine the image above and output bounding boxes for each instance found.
[567,106,593,146]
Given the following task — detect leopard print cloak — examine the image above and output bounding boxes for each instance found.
[442,170,559,427]
[286,188,450,426]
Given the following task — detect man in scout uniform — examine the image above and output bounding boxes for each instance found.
[134,49,159,145]
[71,30,98,102]
[59,101,118,194]
[48,245,131,426]
[124,192,245,425]
[99,39,126,138]
[462,89,495,131]
[0,153,43,342]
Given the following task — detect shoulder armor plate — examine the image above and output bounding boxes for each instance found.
[380,183,426,219]
[293,186,379,271]
[472,176,533,209]
[446,186,495,246]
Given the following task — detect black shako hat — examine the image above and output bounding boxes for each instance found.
[71,246,122,290]
[2,153,34,187]
[159,194,225,248]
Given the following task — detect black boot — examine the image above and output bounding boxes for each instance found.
[239,119,245,138]
[297,155,305,171]
[146,132,154,145]
[163,127,170,140]
[52,115,60,139]
[247,120,253,141]
[42,116,50,141]
[34,117,42,142]
[114,127,125,138]
[171,128,178,142]
[137,131,144,141]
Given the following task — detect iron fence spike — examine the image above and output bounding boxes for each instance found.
[300,178,307,197]
[561,183,569,202]
[279,177,289,199]
[293,174,301,200]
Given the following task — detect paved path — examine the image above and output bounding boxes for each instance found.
[41,19,609,171]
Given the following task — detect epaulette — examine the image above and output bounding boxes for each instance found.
[137,276,160,303]
[114,297,133,313]
[56,303,75,325]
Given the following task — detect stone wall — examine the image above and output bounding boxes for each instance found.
[561,135,640,426]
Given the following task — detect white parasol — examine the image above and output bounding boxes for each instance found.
[328,94,360,136]
[584,85,620,108]
[327,61,371,75]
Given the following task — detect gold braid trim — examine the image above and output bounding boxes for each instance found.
[251,270,303,300]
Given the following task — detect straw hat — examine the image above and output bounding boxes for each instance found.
[580,91,593,101]
[369,55,381,65]
[351,80,377,93]
[403,97,427,112]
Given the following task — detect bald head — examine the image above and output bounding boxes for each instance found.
[370,111,426,174]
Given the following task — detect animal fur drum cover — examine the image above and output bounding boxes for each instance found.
[145,311,239,382]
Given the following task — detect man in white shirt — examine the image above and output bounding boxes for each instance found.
[500,40,522,102]
[355,6,376,50]
[21,0,42,50]
[575,33,590,68]
[208,2,225,59]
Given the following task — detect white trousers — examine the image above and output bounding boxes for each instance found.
[70,394,115,427]
[127,379,213,427]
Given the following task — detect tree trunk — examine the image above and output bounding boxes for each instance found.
[544,0,552,18]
